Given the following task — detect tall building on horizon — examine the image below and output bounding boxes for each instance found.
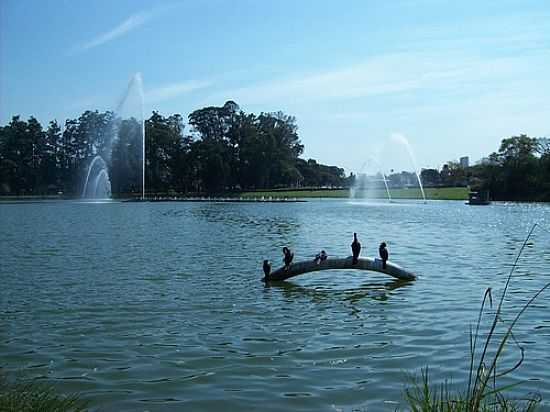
[460,156,470,168]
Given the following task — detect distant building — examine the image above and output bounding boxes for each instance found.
[459,156,469,168]
[388,171,417,188]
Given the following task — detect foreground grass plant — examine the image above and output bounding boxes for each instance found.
[405,224,549,411]
[0,373,89,412]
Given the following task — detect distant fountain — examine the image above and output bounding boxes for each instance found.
[351,133,426,203]
[81,73,145,199]
[350,158,393,202]
[390,133,426,202]
[82,156,111,198]
[380,172,392,202]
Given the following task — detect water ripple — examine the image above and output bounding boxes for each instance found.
[1,200,549,410]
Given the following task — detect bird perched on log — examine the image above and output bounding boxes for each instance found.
[263,259,271,278]
[351,233,361,264]
[379,242,389,269]
[282,247,294,270]
[314,250,328,265]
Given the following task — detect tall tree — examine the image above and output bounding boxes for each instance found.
[42,120,62,191]
[110,117,142,195]
[257,111,303,188]
[145,111,185,193]
[497,135,538,199]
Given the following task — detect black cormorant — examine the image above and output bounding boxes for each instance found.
[263,259,271,278]
[282,247,294,270]
[314,250,328,264]
[379,242,388,269]
[351,233,361,264]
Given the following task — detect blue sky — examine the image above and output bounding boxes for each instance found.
[1,0,549,173]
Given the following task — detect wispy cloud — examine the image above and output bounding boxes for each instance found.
[145,80,213,103]
[205,9,550,109]
[73,11,152,53]
[207,44,548,110]
[62,92,116,114]
[206,55,424,106]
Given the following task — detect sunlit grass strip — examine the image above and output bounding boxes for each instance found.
[0,186,470,200]
[238,187,469,200]
[0,374,89,412]
[404,223,548,411]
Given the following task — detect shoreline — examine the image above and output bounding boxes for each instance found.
[0,187,467,201]
[4,187,550,203]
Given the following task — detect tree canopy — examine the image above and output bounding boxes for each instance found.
[2,103,546,201]
[420,134,550,201]
[0,101,350,197]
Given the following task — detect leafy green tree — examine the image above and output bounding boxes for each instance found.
[226,111,260,189]
[439,161,468,187]
[0,124,17,194]
[42,120,62,192]
[256,111,303,188]
[496,135,538,199]
[145,111,186,193]
[188,139,232,193]
[170,134,193,193]
[538,150,550,199]
[57,119,79,194]
[188,100,239,142]
[420,168,440,186]
[0,116,43,194]
[110,117,142,195]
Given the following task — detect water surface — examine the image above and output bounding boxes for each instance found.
[1,199,549,411]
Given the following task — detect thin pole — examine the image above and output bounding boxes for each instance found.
[141,74,145,201]
[142,109,145,200]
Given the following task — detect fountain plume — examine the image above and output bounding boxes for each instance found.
[81,73,145,199]
[82,156,111,198]
[390,133,426,202]
[351,133,426,203]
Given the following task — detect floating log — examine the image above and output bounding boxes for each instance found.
[263,257,416,282]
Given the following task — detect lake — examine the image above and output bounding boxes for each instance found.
[1,199,549,411]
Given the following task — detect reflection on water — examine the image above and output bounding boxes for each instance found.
[268,278,413,304]
[347,199,422,207]
[1,200,549,411]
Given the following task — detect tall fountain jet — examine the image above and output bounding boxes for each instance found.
[81,73,145,199]
[115,73,145,200]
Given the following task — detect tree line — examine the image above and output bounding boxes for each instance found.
[0,101,351,196]
[420,134,550,201]
[1,101,548,201]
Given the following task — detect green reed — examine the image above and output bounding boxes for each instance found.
[404,223,548,411]
[0,373,89,412]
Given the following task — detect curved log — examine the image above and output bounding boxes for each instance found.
[263,257,416,282]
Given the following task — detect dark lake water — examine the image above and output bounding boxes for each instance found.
[1,199,550,411]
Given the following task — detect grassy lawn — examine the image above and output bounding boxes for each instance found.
[0,187,469,201]
[239,187,469,200]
